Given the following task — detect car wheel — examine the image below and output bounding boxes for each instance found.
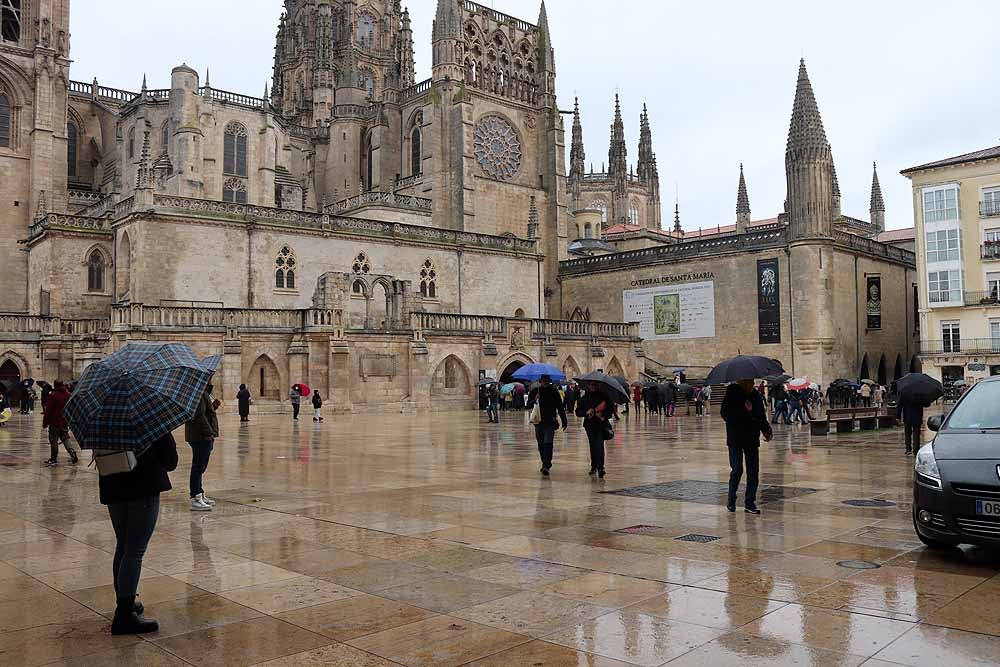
[913,517,955,550]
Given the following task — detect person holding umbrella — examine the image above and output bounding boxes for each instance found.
[575,371,628,478]
[63,343,216,635]
[707,356,781,515]
[289,384,302,420]
[897,373,943,455]
[525,372,568,475]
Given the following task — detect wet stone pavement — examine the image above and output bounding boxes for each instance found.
[0,407,997,666]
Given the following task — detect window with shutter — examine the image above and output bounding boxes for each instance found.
[67,124,78,178]
[0,94,9,148]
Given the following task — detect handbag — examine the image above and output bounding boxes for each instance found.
[601,419,615,441]
[92,450,139,476]
[529,402,542,425]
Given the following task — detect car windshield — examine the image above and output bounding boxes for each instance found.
[945,381,1000,430]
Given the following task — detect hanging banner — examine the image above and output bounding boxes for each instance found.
[757,258,781,344]
[867,276,882,330]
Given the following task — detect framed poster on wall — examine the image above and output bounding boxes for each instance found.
[867,276,882,330]
[757,258,781,344]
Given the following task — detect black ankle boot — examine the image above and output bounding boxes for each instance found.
[111,596,158,635]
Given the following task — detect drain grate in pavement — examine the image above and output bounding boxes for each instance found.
[675,533,722,544]
[843,499,897,508]
[837,560,881,570]
[616,525,665,535]
[603,480,818,505]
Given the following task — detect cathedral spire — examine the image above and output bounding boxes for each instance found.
[831,157,842,218]
[870,161,886,233]
[785,59,834,240]
[736,163,751,233]
[537,1,554,72]
[673,201,683,236]
[608,94,627,178]
[569,97,586,180]
[433,0,460,40]
[637,103,654,184]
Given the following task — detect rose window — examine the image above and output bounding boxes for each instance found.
[474,116,522,181]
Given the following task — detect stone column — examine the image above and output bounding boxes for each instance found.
[222,331,242,402]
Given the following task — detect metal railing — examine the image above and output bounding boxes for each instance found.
[964,291,1000,307]
[982,243,1000,260]
[919,339,1000,355]
[981,201,1000,218]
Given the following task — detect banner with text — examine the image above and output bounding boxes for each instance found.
[757,258,781,344]
[867,276,882,330]
[623,277,716,341]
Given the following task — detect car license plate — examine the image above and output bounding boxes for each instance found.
[976,500,1000,517]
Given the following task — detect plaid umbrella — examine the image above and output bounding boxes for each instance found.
[64,343,217,451]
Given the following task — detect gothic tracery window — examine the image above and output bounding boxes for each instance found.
[67,123,78,179]
[473,116,522,181]
[1,0,20,43]
[591,199,608,225]
[160,122,169,154]
[223,121,248,177]
[87,249,106,293]
[274,245,297,290]
[127,127,135,159]
[223,177,247,204]
[630,202,640,225]
[410,127,422,177]
[358,13,376,48]
[352,252,371,275]
[0,93,8,148]
[419,259,437,299]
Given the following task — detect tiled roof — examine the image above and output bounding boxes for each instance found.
[901,145,1000,174]
[878,227,915,242]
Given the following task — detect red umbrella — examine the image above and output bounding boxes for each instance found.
[787,377,810,391]
[293,383,311,397]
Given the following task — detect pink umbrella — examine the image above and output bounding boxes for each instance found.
[293,383,311,397]
[787,378,810,391]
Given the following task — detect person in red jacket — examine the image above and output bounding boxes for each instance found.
[43,381,78,466]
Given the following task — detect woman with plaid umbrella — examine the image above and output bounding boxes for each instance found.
[65,343,218,636]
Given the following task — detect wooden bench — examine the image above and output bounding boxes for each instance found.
[811,407,881,435]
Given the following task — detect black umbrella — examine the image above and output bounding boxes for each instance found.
[675,383,694,398]
[831,379,854,386]
[897,373,944,407]
[20,378,34,389]
[612,376,631,396]
[764,373,791,387]
[575,371,630,404]
[477,377,498,386]
[705,356,784,385]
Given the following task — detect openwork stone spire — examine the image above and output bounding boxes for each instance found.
[786,59,830,158]
[433,0,460,40]
[569,97,585,180]
[870,161,886,233]
[736,163,751,231]
[637,103,654,184]
[673,201,682,234]
[608,94,627,178]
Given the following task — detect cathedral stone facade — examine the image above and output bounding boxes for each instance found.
[0,0,642,411]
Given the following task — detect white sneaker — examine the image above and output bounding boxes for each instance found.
[190,498,212,512]
[199,493,216,506]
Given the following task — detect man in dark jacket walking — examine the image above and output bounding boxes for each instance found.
[721,380,772,515]
[899,395,924,455]
[185,386,219,511]
[43,381,78,466]
[529,375,568,476]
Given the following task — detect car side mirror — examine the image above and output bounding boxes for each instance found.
[927,415,944,432]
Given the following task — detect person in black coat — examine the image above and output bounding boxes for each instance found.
[576,383,614,478]
[100,433,178,635]
[528,375,568,476]
[721,380,772,515]
[312,391,324,422]
[898,395,924,456]
[236,384,252,422]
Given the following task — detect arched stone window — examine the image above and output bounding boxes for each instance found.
[591,198,608,225]
[410,127,422,177]
[358,13,376,48]
[0,92,9,148]
[67,123,78,179]
[419,259,436,299]
[127,127,135,159]
[87,249,106,293]
[352,280,365,296]
[352,252,371,275]
[223,177,247,204]
[223,121,248,177]
[160,121,169,154]
[584,223,593,239]
[118,232,131,300]
[1,0,21,43]
[274,245,297,290]
[630,201,640,225]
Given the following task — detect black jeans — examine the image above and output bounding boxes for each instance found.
[585,424,605,471]
[292,402,300,419]
[108,495,160,601]
[535,424,556,469]
[487,402,499,422]
[728,445,760,509]
[905,422,920,452]
[189,440,213,498]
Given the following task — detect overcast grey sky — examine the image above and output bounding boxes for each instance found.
[72,0,1000,232]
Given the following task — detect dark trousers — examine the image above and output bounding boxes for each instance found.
[535,424,556,469]
[585,424,605,471]
[695,401,704,416]
[728,445,760,509]
[292,402,300,419]
[634,400,641,413]
[108,495,160,601]
[667,401,676,416]
[772,402,791,424]
[905,422,920,452]
[48,426,77,461]
[487,403,499,422]
[189,440,214,498]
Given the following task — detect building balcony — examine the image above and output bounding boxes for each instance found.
[919,338,1000,355]
[982,243,1000,260]
[982,201,1000,218]
[964,290,1000,307]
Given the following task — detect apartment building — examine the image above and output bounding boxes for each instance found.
[903,145,1000,386]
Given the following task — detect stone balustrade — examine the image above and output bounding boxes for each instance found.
[833,230,916,266]
[532,318,638,340]
[411,312,508,337]
[401,78,431,102]
[114,304,304,331]
[329,191,432,214]
[27,213,111,240]
[0,314,109,336]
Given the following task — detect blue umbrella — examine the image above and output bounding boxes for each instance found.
[512,363,566,382]
[64,343,218,451]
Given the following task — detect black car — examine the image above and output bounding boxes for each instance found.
[913,376,1000,549]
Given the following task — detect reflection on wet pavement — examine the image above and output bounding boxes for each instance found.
[0,409,998,665]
